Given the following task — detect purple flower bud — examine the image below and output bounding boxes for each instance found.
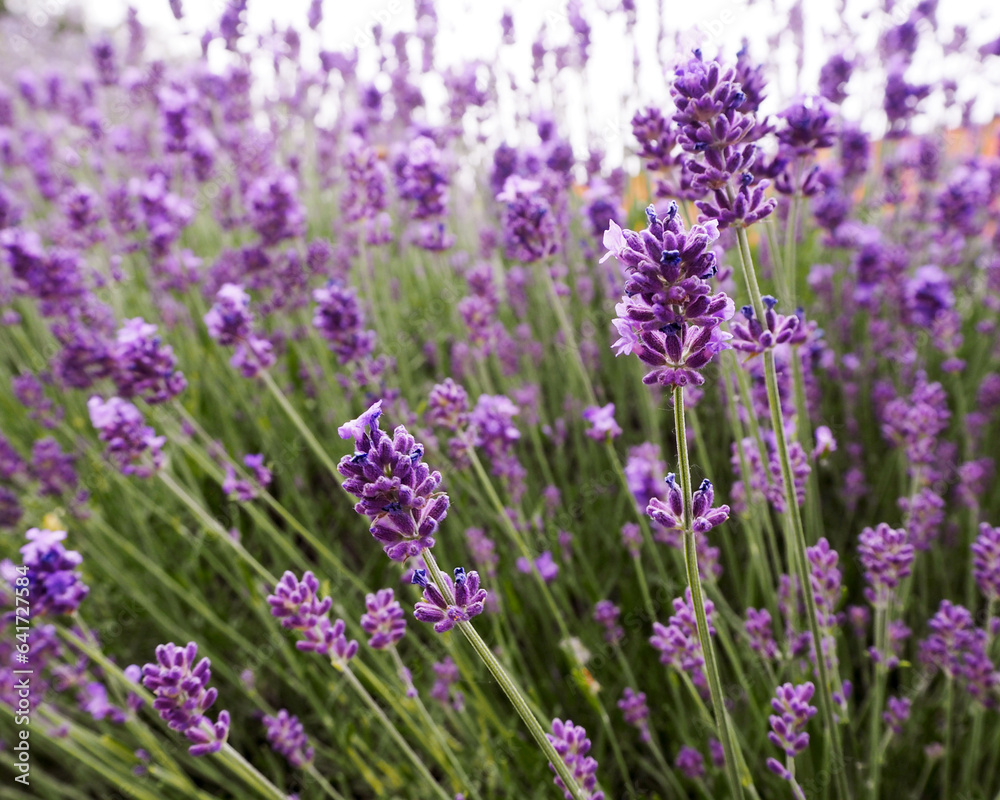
[593,600,623,646]
[312,282,376,364]
[413,567,487,633]
[582,403,621,441]
[111,318,187,404]
[650,588,716,691]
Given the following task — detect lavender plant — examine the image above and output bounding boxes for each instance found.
[2,2,1000,799]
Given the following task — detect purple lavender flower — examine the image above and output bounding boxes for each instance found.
[883,696,911,735]
[497,175,557,262]
[593,600,624,645]
[427,379,469,432]
[899,487,945,551]
[625,443,665,513]
[745,607,778,661]
[312,282,376,364]
[430,657,463,710]
[245,172,305,247]
[395,135,449,220]
[111,318,187,404]
[243,454,271,488]
[30,438,77,497]
[360,588,407,649]
[141,642,230,756]
[766,682,817,778]
[263,709,314,768]
[470,394,521,459]
[17,528,89,617]
[650,588,716,691]
[731,297,800,356]
[203,284,274,378]
[818,53,853,104]
[647,475,730,536]
[604,204,734,386]
[904,265,954,326]
[617,688,650,742]
[920,601,998,707]
[516,551,559,583]
[88,397,165,478]
[858,523,914,607]
[412,567,487,633]
[268,571,358,664]
[337,401,450,561]
[667,51,776,226]
[582,403,621,441]
[546,718,605,800]
[620,523,642,559]
[972,523,1000,602]
[465,527,499,579]
[676,746,705,780]
[341,136,388,228]
[222,464,256,502]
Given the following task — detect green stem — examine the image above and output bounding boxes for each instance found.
[261,369,344,482]
[220,744,289,800]
[305,763,349,800]
[673,386,748,800]
[389,646,482,799]
[341,665,452,800]
[730,209,850,800]
[868,602,888,800]
[158,470,276,584]
[421,551,589,800]
[943,676,954,800]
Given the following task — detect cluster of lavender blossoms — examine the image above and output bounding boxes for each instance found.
[203,283,275,378]
[604,202,733,387]
[140,642,231,756]
[267,570,358,666]
[336,401,450,562]
[5,2,1000,799]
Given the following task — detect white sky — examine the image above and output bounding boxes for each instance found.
[8,0,1000,162]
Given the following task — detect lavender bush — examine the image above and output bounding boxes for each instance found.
[2,1,1000,798]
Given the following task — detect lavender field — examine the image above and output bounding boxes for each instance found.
[2,1,1000,798]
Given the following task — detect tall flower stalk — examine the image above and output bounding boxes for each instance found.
[673,386,749,800]
[335,401,593,800]
[730,209,850,800]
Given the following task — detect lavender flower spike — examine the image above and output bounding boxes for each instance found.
[88,396,166,478]
[267,570,358,665]
[18,527,89,617]
[337,401,450,561]
[360,588,407,649]
[263,709,314,768]
[766,682,817,786]
[141,642,230,756]
[858,523,914,607]
[412,567,487,633]
[546,718,605,800]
